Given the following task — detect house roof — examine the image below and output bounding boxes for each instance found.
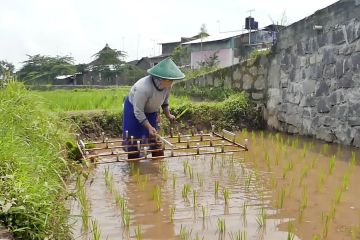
[181,31,243,45]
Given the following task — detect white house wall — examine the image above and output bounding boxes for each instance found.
[191,48,238,69]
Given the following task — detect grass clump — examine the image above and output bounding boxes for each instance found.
[0,81,73,239]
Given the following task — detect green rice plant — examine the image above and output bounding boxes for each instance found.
[140,175,148,190]
[201,205,207,222]
[223,188,230,205]
[229,230,247,240]
[334,187,343,205]
[322,214,330,238]
[193,190,197,208]
[81,207,90,232]
[317,170,326,192]
[115,193,126,212]
[270,175,277,189]
[134,225,142,240]
[342,173,350,191]
[329,204,337,221]
[183,160,189,174]
[245,173,252,191]
[170,206,176,223]
[322,144,329,154]
[241,201,248,217]
[217,218,226,234]
[210,157,215,171]
[349,151,357,170]
[274,152,280,166]
[264,151,271,171]
[182,183,191,199]
[122,207,130,227]
[302,144,308,158]
[287,178,295,198]
[256,208,266,229]
[277,187,286,209]
[312,234,321,240]
[299,165,309,187]
[311,158,316,169]
[160,163,169,181]
[282,160,293,179]
[179,225,192,240]
[188,165,193,180]
[329,155,336,175]
[214,180,220,197]
[172,173,177,189]
[241,128,248,139]
[197,173,204,187]
[91,219,101,240]
[287,222,295,240]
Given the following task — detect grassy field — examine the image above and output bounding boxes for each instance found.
[33,87,192,112]
[0,82,74,239]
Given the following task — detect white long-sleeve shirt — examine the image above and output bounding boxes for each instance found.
[128,76,170,124]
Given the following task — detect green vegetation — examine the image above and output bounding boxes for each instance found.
[172,85,237,101]
[0,81,73,239]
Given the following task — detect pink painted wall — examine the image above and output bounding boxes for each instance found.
[190,49,238,69]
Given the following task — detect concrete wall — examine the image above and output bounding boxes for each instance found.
[190,49,238,69]
[266,0,360,147]
[182,0,360,147]
[179,56,269,102]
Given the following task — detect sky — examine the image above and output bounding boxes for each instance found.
[1,0,338,69]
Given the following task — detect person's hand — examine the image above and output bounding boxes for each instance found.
[167,114,176,123]
[148,126,158,137]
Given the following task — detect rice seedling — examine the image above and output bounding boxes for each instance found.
[81,207,90,232]
[287,178,295,198]
[274,152,280,166]
[91,219,101,240]
[277,187,286,209]
[201,205,207,222]
[229,230,247,240]
[197,173,204,187]
[214,180,220,197]
[170,206,176,223]
[241,201,248,217]
[245,173,252,191]
[241,128,248,139]
[256,208,266,229]
[322,143,329,154]
[172,173,177,189]
[179,225,192,240]
[334,187,343,205]
[265,154,271,172]
[210,157,215,171]
[349,151,357,170]
[122,207,131,227]
[134,225,142,240]
[312,234,321,240]
[160,163,169,181]
[217,218,226,234]
[329,155,336,175]
[130,162,136,175]
[269,175,277,189]
[342,173,350,191]
[322,214,330,238]
[287,222,295,240]
[311,158,316,169]
[182,183,191,199]
[183,160,189,174]
[329,203,337,221]
[193,190,197,208]
[299,165,309,187]
[302,144,308,158]
[282,160,294,179]
[317,170,326,192]
[115,193,126,211]
[223,188,230,205]
[188,165,193,180]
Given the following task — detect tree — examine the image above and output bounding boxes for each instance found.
[199,23,209,52]
[198,52,220,69]
[18,54,76,84]
[91,43,127,66]
[0,60,15,77]
[171,45,189,66]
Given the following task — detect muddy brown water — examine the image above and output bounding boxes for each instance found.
[70,131,360,240]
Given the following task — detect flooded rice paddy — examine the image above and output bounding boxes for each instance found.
[70,131,360,240]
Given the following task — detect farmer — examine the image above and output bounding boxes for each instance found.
[122,58,185,159]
